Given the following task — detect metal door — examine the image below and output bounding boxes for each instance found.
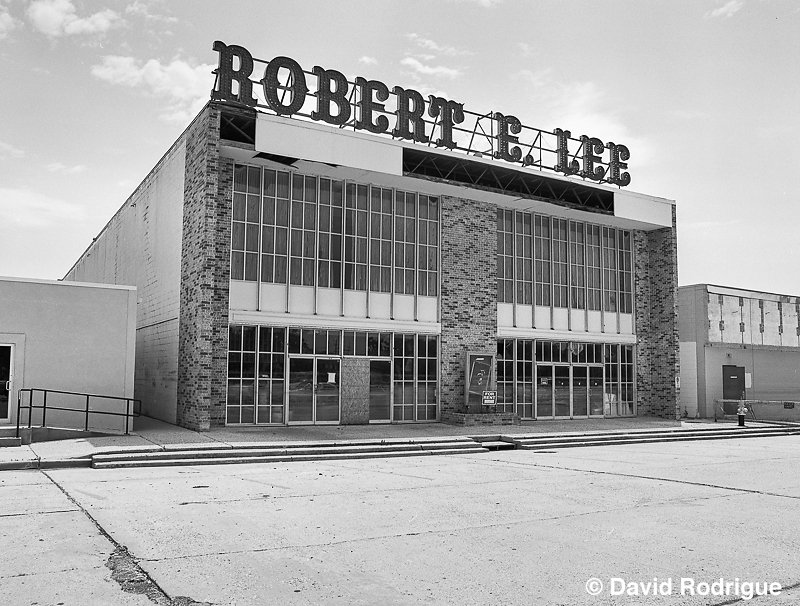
[722,365,745,414]
[287,357,341,424]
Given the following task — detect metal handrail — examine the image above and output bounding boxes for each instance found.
[16,388,141,438]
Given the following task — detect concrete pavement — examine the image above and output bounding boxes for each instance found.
[3,436,799,605]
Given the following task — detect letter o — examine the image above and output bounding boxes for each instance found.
[262,56,308,116]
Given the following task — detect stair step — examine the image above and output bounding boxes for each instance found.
[477,440,516,451]
[513,428,798,446]
[92,446,488,469]
[0,437,22,448]
[519,430,799,450]
[92,440,483,464]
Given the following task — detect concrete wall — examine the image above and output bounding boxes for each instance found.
[64,134,186,423]
[0,277,136,431]
[703,346,800,406]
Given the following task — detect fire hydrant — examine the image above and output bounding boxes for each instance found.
[737,402,748,427]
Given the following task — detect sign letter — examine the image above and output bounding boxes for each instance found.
[212,41,256,106]
[428,96,465,149]
[606,142,631,186]
[580,135,606,181]
[355,77,390,134]
[392,86,429,143]
[311,66,351,125]
[554,128,579,175]
[494,113,522,163]
[262,56,308,116]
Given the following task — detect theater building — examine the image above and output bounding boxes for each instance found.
[64,42,679,430]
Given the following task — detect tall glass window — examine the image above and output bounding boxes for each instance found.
[602,227,618,312]
[418,195,439,296]
[290,174,317,286]
[394,191,417,295]
[497,209,514,303]
[534,215,551,306]
[569,221,586,310]
[393,334,416,420]
[227,325,257,424]
[317,178,343,288]
[586,225,602,311]
[369,186,393,292]
[618,230,633,313]
[496,339,515,414]
[552,219,569,308]
[516,212,533,305]
[232,164,439,299]
[344,183,368,290]
[231,166,261,281]
[416,335,438,420]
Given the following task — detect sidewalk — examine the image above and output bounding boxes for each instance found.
[1,414,783,471]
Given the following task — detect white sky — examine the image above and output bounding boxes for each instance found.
[1,0,798,294]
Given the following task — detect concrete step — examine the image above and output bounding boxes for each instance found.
[92,445,489,469]
[506,426,796,442]
[0,436,22,448]
[518,429,800,450]
[475,440,516,451]
[92,439,482,463]
[512,427,799,447]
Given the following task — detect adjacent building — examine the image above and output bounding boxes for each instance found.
[63,43,679,430]
[679,284,800,421]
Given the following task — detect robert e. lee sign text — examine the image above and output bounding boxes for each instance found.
[212,41,631,187]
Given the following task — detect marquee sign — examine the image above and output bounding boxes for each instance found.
[212,41,631,187]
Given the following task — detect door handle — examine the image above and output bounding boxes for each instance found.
[3,381,8,391]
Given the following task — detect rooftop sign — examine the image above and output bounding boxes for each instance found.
[212,41,631,187]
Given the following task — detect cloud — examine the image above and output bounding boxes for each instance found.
[0,187,86,228]
[447,0,504,6]
[400,57,462,79]
[124,1,177,23]
[358,56,378,65]
[706,0,744,18]
[513,69,654,166]
[27,0,120,37]
[91,55,216,122]
[0,140,24,159]
[407,33,474,57]
[0,3,20,39]
[47,162,86,175]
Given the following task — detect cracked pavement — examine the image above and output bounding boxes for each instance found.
[2,436,799,605]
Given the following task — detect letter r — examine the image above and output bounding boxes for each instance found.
[212,41,256,106]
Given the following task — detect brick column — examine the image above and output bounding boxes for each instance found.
[439,196,497,415]
[176,103,232,430]
[634,205,679,419]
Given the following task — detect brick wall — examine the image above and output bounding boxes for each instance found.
[439,196,498,414]
[177,103,232,430]
[634,205,680,419]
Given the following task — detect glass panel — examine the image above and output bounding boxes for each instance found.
[288,358,314,422]
[369,360,391,421]
[589,367,604,415]
[572,366,588,416]
[554,365,570,416]
[536,365,553,418]
[315,359,340,422]
[0,346,9,419]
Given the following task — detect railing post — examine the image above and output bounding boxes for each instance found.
[85,394,90,431]
[125,399,130,435]
[41,390,48,428]
[15,392,21,438]
[29,390,33,429]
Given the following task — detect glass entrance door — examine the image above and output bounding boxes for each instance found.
[589,366,604,416]
[554,365,571,417]
[369,360,391,422]
[0,345,10,422]
[288,357,340,424]
[536,365,553,418]
[572,366,588,417]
